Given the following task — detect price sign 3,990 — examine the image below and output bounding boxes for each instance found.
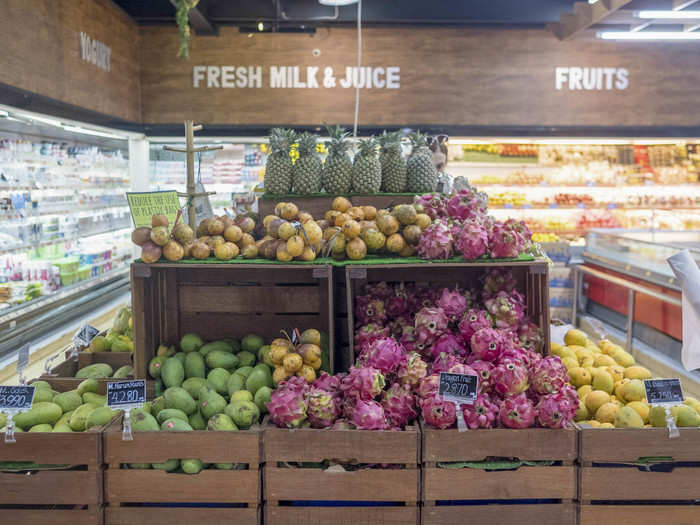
[0,385,35,412]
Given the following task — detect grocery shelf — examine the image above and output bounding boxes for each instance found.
[0,226,131,255]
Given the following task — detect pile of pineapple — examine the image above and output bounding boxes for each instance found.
[264,126,439,196]
[556,329,700,428]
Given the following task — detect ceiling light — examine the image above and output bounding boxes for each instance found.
[62,125,126,139]
[636,10,700,19]
[318,0,358,5]
[27,115,63,127]
[598,31,700,40]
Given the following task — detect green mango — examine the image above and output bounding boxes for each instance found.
[141,401,152,415]
[180,333,204,353]
[68,404,97,431]
[87,407,117,429]
[173,352,187,365]
[182,377,208,400]
[224,339,241,353]
[113,365,134,379]
[207,368,231,396]
[14,402,63,430]
[215,463,234,470]
[649,405,673,427]
[236,351,256,368]
[77,378,99,396]
[56,410,74,427]
[155,379,164,397]
[246,367,272,395]
[33,388,56,403]
[258,345,271,366]
[148,356,167,379]
[163,387,197,415]
[53,422,73,432]
[225,401,259,430]
[241,334,264,353]
[181,458,203,474]
[75,363,113,379]
[676,405,700,427]
[254,386,272,415]
[128,463,151,469]
[206,350,239,371]
[230,390,253,404]
[226,374,245,397]
[82,392,107,406]
[31,380,52,390]
[53,391,83,413]
[188,410,207,430]
[152,459,180,472]
[151,396,167,418]
[234,366,253,380]
[199,386,227,420]
[207,413,238,431]
[111,339,133,353]
[160,418,193,431]
[29,423,53,432]
[0,413,7,428]
[131,411,159,432]
[161,357,185,388]
[200,341,233,356]
[184,352,206,379]
[156,408,188,425]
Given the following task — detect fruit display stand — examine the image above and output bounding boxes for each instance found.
[258,193,416,221]
[578,426,700,525]
[263,419,420,525]
[421,424,578,525]
[103,415,261,525]
[130,261,335,376]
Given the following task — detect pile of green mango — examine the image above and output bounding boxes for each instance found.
[0,379,118,433]
[74,362,134,380]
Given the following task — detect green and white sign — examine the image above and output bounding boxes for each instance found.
[126,191,181,228]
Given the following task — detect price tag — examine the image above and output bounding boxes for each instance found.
[107,380,147,409]
[74,325,100,347]
[17,344,29,385]
[439,372,478,405]
[504,203,514,209]
[607,203,617,209]
[0,385,35,444]
[549,203,558,209]
[644,379,684,406]
[521,204,532,209]
[577,203,586,209]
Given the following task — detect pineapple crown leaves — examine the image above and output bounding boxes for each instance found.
[408,131,429,149]
[269,128,296,154]
[355,137,379,158]
[296,132,319,156]
[325,124,351,156]
[378,130,403,153]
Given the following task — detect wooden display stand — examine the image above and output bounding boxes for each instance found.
[40,351,134,393]
[578,426,700,525]
[258,194,416,219]
[264,420,420,525]
[103,416,261,525]
[421,424,578,525]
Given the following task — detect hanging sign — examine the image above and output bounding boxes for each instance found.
[107,380,147,410]
[439,372,479,405]
[126,191,182,228]
[644,379,684,406]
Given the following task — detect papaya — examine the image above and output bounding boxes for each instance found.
[82,392,107,406]
[199,340,233,355]
[199,386,227,420]
[86,407,117,429]
[207,368,230,396]
[184,352,206,379]
[161,357,185,388]
[14,402,62,430]
[156,408,188,425]
[180,333,204,353]
[131,411,159,432]
[163,387,197,415]
[205,350,238,371]
[151,396,167,418]
[160,418,193,431]
[33,388,56,403]
[77,378,99,396]
[182,377,208,400]
[111,339,133,353]
[29,423,53,432]
[188,410,207,430]
[53,391,83,413]
[113,365,134,379]
[68,404,97,431]
[31,380,52,390]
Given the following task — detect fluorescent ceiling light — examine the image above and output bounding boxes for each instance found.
[636,10,700,19]
[27,115,63,127]
[318,0,358,5]
[62,125,126,140]
[599,31,700,40]
[0,110,8,117]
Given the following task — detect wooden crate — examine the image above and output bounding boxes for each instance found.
[344,260,550,371]
[264,421,420,525]
[579,426,700,524]
[103,416,261,525]
[422,424,577,525]
[0,416,104,525]
[130,262,335,376]
[39,351,135,393]
[258,194,417,220]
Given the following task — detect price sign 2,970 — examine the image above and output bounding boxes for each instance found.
[0,385,35,411]
[107,381,146,409]
[439,372,479,404]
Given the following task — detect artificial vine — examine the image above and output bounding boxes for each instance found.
[175,0,200,59]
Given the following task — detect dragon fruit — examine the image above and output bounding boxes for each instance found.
[436,288,468,322]
[431,352,461,374]
[454,220,489,260]
[446,188,487,221]
[529,356,569,395]
[386,288,409,318]
[518,319,544,353]
[492,358,529,397]
[462,393,499,429]
[489,219,527,259]
[469,360,494,393]
[360,338,405,375]
[430,333,467,360]
[331,419,356,430]
[397,352,428,389]
[415,307,449,345]
[482,269,518,298]
[536,391,577,429]
[416,373,441,399]
[388,316,412,338]
[351,400,388,430]
[305,387,341,428]
[414,193,447,220]
[458,309,492,345]
[470,327,508,362]
[421,395,457,429]
[354,296,387,327]
[498,346,541,369]
[381,383,418,428]
[399,326,418,353]
[340,366,385,401]
[354,323,391,353]
[484,290,525,329]
[364,281,393,301]
[278,375,311,395]
[267,387,308,428]
[499,393,536,429]
[417,220,454,260]
[313,372,343,394]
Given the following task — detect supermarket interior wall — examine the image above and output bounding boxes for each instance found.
[0,0,140,123]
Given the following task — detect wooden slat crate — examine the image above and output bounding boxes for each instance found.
[422,424,578,525]
[344,260,550,371]
[579,426,700,525]
[103,416,261,525]
[258,194,416,220]
[39,351,135,393]
[264,420,420,525]
[130,262,335,376]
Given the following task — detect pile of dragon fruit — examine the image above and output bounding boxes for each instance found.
[267,269,577,431]
[414,189,537,261]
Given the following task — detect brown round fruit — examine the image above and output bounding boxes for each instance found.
[163,240,185,262]
[376,215,400,236]
[198,235,210,245]
[237,217,255,233]
[182,241,194,258]
[280,202,299,220]
[394,204,417,225]
[191,241,210,260]
[214,242,235,260]
[415,213,431,229]
[276,244,293,262]
[386,233,406,253]
[263,214,279,229]
[332,196,351,212]
[238,233,255,248]
[342,220,361,239]
[224,225,243,243]
[376,209,390,217]
[399,243,415,257]
[205,235,225,251]
[325,210,339,223]
[267,218,285,238]
[362,228,386,252]
[361,206,377,220]
[302,222,323,245]
[286,235,305,257]
[172,224,194,244]
[334,213,350,228]
[131,227,152,246]
[242,244,258,259]
[207,219,224,236]
[299,246,316,261]
[298,211,313,224]
[150,226,170,247]
[152,214,168,228]
[316,219,329,231]
[260,240,277,259]
[278,221,296,241]
[274,202,286,216]
[402,224,422,245]
[359,220,377,234]
[220,216,235,229]
[329,233,346,255]
[324,226,342,241]
[346,237,367,260]
[348,206,365,221]
[198,218,212,237]
[141,241,162,263]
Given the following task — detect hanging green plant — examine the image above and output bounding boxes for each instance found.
[175,0,200,59]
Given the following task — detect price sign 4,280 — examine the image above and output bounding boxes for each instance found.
[0,385,35,411]
[107,381,146,409]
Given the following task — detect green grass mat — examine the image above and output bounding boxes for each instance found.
[260,192,419,199]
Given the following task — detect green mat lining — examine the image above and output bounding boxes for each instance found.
[260,192,419,199]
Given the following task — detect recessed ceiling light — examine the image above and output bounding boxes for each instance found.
[318,0,358,5]
[598,31,700,40]
[636,10,700,19]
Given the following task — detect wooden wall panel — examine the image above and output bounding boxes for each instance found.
[0,0,140,122]
[139,26,700,128]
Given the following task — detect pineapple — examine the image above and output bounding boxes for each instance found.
[321,125,352,194]
[351,137,381,193]
[292,132,323,194]
[379,131,407,193]
[406,132,438,193]
[264,128,295,195]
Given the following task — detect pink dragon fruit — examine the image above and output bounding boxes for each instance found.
[470,327,508,362]
[386,288,409,318]
[417,220,454,260]
[469,360,495,393]
[351,399,388,430]
[436,288,468,322]
[267,387,308,428]
[305,387,341,428]
[364,281,393,301]
[492,358,529,397]
[416,373,441,399]
[489,219,527,259]
[354,296,387,327]
[458,309,492,345]
[399,326,418,353]
[499,393,536,429]
[414,193,447,219]
[354,323,391,354]
[360,338,406,375]
[331,419,356,430]
[389,316,412,338]
[313,372,343,394]
[446,188,487,221]
[529,356,570,395]
[421,395,457,429]
[536,390,577,429]
[462,393,499,429]
[381,383,418,428]
[397,352,428,389]
[278,375,311,395]
[448,363,477,376]
[518,319,544,353]
[482,268,518,298]
[342,394,359,419]
[415,307,449,345]
[430,333,467,360]
[454,220,489,260]
[340,366,386,401]
[498,346,541,370]
[484,290,525,329]
[431,352,461,374]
